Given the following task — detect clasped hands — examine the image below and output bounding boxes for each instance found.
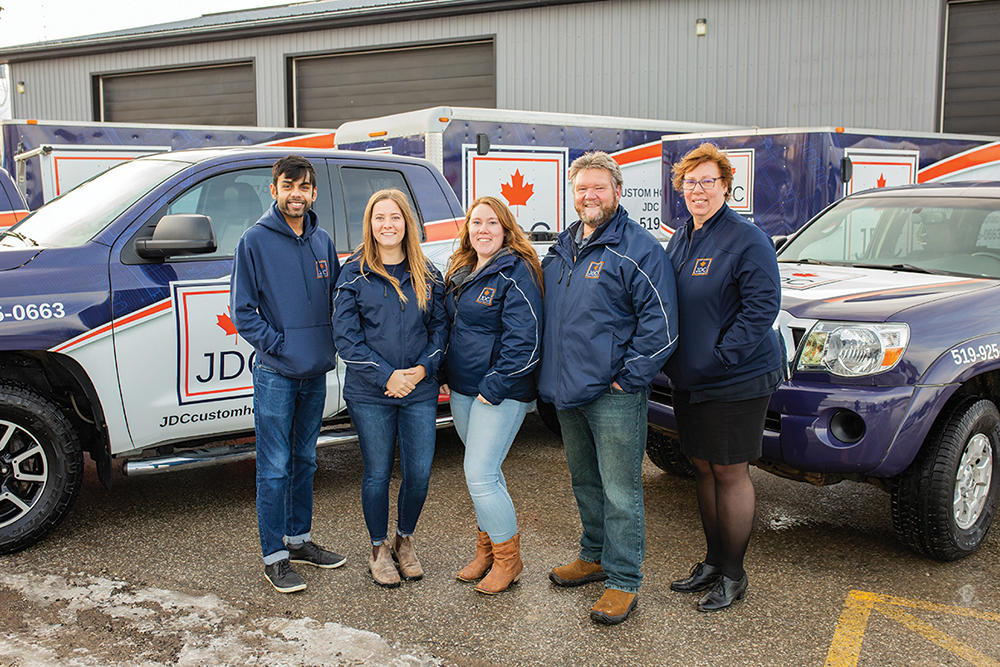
[384,365,427,398]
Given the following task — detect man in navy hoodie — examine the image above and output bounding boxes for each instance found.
[231,155,345,593]
[538,152,678,625]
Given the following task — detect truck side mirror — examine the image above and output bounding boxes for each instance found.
[134,214,218,259]
[772,235,787,252]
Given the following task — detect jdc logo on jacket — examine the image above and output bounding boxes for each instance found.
[316,259,329,278]
[585,261,604,279]
[476,287,496,305]
[692,258,712,276]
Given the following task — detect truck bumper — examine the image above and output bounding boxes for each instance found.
[648,375,933,475]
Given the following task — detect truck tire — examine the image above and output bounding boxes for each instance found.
[536,399,561,436]
[892,396,999,561]
[0,383,84,555]
[645,428,696,478]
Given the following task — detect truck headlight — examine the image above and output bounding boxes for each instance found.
[796,322,910,377]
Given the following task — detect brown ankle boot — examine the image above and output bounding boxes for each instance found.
[391,534,423,581]
[475,534,522,595]
[457,529,494,582]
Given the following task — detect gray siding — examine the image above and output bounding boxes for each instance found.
[9,0,945,132]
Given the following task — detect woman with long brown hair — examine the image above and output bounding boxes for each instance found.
[333,189,448,588]
[440,196,543,594]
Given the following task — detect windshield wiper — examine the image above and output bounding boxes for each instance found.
[0,230,39,247]
[779,257,832,265]
[851,262,943,275]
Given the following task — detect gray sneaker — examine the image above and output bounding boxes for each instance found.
[264,559,306,593]
[288,541,347,569]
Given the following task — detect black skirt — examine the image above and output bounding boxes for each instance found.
[671,388,770,465]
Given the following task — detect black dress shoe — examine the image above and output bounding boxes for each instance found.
[670,562,722,593]
[697,574,748,612]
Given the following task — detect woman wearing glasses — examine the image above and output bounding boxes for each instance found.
[663,143,782,612]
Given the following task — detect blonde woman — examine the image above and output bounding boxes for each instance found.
[333,189,448,588]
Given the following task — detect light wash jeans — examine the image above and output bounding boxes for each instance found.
[556,386,649,593]
[253,361,325,565]
[345,398,438,544]
[450,391,533,543]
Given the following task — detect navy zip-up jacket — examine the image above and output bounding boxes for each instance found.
[443,250,543,404]
[537,206,678,410]
[333,255,448,405]
[663,203,782,392]
[230,202,340,379]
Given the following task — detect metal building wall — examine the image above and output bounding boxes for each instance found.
[9,0,944,132]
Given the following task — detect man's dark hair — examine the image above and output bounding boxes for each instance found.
[272,154,316,188]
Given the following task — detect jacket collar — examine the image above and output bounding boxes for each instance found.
[557,205,630,259]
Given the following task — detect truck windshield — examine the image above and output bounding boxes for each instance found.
[1,159,187,249]
[778,195,1000,279]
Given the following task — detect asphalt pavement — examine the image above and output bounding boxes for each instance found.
[1,413,998,666]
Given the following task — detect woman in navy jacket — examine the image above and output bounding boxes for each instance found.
[441,196,543,595]
[333,189,448,588]
[663,143,782,612]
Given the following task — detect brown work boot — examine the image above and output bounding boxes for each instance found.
[368,542,400,588]
[475,534,522,595]
[549,558,608,587]
[392,534,424,581]
[456,529,494,582]
[590,588,638,625]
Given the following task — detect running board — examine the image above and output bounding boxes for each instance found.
[122,415,454,476]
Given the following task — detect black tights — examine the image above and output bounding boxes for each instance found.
[690,457,755,580]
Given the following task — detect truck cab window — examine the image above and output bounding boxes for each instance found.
[339,167,419,248]
[164,168,273,258]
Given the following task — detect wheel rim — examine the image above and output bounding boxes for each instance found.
[0,419,49,529]
[953,432,994,530]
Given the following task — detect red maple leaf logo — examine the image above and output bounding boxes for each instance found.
[217,307,239,340]
[500,170,534,212]
[876,173,887,188]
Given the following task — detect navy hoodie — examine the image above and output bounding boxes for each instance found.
[230,202,340,379]
[663,203,782,392]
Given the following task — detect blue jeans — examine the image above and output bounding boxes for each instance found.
[451,391,533,543]
[556,386,649,593]
[253,362,326,565]
[346,398,438,544]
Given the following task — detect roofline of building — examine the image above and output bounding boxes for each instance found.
[0,0,583,64]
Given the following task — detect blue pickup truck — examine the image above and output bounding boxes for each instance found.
[647,182,1000,561]
[0,147,464,554]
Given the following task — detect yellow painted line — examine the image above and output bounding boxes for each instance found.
[825,592,874,667]
[849,590,1000,622]
[825,590,1000,667]
[875,603,1000,667]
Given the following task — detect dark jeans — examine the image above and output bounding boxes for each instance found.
[346,398,438,543]
[253,362,325,565]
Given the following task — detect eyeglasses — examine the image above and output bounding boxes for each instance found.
[681,177,722,191]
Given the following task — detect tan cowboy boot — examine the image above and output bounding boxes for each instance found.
[457,529,494,582]
[475,534,522,595]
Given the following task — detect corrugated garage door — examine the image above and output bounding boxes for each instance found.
[95,62,256,125]
[943,0,1000,134]
[291,40,495,128]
